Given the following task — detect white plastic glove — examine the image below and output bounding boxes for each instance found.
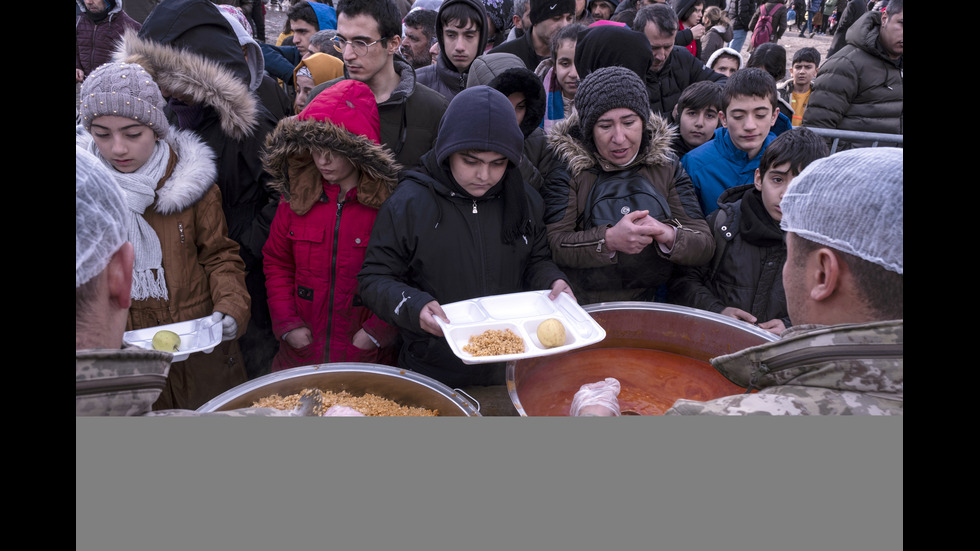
[569,378,622,417]
[211,311,238,342]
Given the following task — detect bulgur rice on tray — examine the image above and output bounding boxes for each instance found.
[462,328,525,356]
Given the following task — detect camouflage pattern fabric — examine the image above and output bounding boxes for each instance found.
[665,320,903,415]
[76,346,293,416]
[76,347,173,416]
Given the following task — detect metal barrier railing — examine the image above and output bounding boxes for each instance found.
[803,127,904,154]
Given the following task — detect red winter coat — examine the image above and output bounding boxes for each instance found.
[262,80,402,371]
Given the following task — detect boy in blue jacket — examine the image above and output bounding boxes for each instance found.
[669,127,829,335]
[681,67,780,216]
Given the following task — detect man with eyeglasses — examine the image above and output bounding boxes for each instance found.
[309,0,449,171]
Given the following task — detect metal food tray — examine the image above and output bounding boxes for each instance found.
[436,290,607,365]
[123,316,221,362]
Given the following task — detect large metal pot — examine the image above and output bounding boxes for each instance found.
[506,302,779,416]
[197,363,481,416]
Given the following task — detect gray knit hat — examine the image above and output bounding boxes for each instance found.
[780,147,903,274]
[78,62,170,139]
[573,66,650,153]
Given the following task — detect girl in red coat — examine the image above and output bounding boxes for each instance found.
[262,80,401,371]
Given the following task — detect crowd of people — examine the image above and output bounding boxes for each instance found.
[76,0,902,416]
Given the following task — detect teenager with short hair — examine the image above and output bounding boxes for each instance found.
[416,0,489,101]
[682,67,780,215]
[669,127,830,336]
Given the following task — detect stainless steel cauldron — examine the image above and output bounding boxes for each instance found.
[197,363,481,416]
[506,302,778,416]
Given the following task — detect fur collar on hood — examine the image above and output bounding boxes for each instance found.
[547,109,677,178]
[154,127,218,214]
[113,29,259,141]
[262,118,400,214]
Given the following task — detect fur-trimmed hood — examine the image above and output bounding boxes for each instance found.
[547,109,677,178]
[76,124,217,215]
[113,28,259,141]
[263,80,399,215]
[262,119,400,214]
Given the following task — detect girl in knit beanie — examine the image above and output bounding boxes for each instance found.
[76,62,251,410]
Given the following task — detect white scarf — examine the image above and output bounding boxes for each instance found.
[87,138,171,301]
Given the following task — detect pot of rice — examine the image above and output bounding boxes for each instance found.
[197,363,481,416]
[505,302,779,416]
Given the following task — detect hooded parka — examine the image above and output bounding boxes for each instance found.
[546,110,715,305]
[115,0,282,378]
[76,126,251,411]
[262,80,401,371]
[357,86,568,387]
[668,183,790,328]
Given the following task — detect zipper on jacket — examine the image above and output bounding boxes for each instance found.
[178,222,185,244]
[472,199,478,214]
[746,343,903,391]
[75,373,169,396]
[559,239,607,252]
[323,199,345,363]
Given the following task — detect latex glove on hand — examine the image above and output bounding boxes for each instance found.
[211,311,238,342]
[569,377,622,416]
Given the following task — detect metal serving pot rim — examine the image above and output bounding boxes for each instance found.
[505,302,779,416]
[197,362,481,416]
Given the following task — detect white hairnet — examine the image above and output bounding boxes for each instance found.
[780,147,903,275]
[76,145,129,287]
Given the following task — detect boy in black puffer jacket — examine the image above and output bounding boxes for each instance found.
[668,127,828,336]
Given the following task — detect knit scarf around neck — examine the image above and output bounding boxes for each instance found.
[87,138,171,301]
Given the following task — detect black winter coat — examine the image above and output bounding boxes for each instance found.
[646,46,728,118]
[668,184,790,326]
[357,153,567,387]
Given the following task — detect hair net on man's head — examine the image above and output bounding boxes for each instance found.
[780,147,903,274]
[77,145,129,288]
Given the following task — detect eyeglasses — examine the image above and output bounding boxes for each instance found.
[332,36,386,56]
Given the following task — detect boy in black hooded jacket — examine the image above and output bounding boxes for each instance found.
[358,86,573,387]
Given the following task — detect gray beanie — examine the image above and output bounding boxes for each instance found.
[76,145,130,288]
[573,66,650,153]
[78,62,170,139]
[780,148,903,275]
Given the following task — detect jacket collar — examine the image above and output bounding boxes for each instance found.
[548,109,678,178]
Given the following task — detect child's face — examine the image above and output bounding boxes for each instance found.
[711,56,740,77]
[313,148,358,188]
[554,40,579,97]
[449,150,509,197]
[790,61,817,89]
[294,74,315,114]
[720,94,778,158]
[443,19,481,72]
[677,105,720,148]
[508,92,527,127]
[754,161,794,222]
[90,116,157,173]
